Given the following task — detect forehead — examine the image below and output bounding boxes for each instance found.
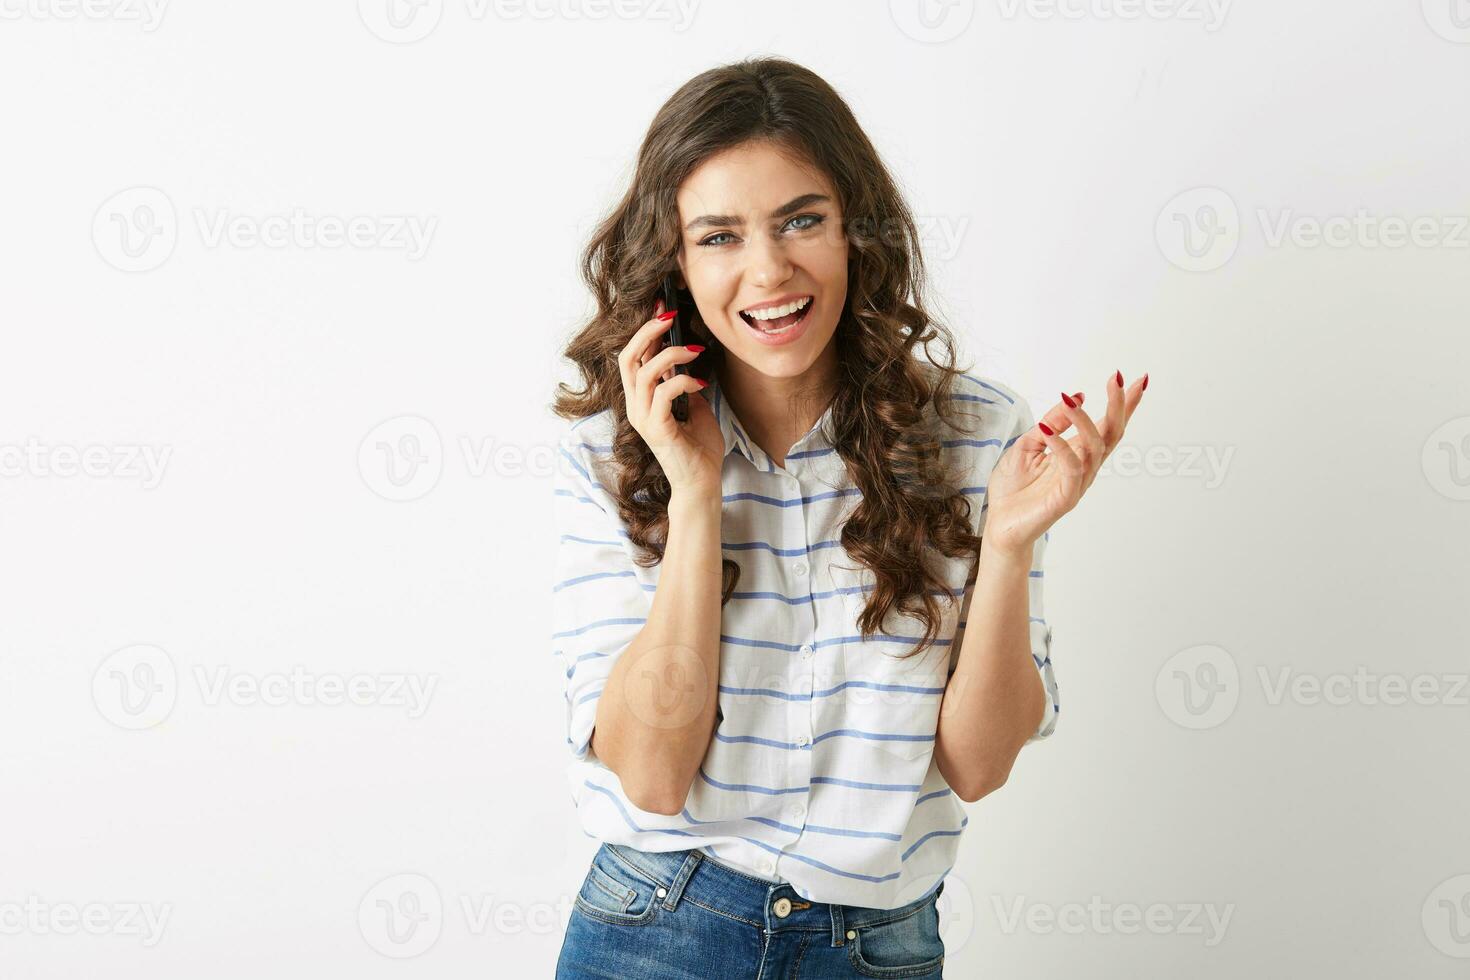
[676,140,835,216]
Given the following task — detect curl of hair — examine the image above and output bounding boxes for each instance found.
[553,56,992,659]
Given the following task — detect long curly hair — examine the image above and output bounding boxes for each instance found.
[552,56,991,660]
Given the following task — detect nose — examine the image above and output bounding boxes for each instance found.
[744,232,794,290]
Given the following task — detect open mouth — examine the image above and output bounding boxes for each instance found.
[738,295,813,336]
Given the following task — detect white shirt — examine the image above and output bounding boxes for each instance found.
[551,369,1059,910]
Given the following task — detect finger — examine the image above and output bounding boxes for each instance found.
[1041,392,1087,437]
[1124,373,1148,425]
[621,309,664,393]
[650,373,708,426]
[1095,370,1146,447]
[619,304,679,412]
[624,300,673,364]
[640,336,664,370]
[636,342,703,398]
[1035,419,1087,497]
[1009,394,1081,460]
[1057,391,1106,468]
[1064,390,1109,492]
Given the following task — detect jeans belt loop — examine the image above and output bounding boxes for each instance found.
[660,849,703,911]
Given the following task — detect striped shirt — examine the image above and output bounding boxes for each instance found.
[551,369,1059,910]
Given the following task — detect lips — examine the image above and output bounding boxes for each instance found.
[739,296,814,346]
[739,295,813,331]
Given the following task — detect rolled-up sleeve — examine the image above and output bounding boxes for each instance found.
[1023,527,1060,742]
[551,423,653,763]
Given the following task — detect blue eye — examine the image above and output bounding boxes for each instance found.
[695,214,825,248]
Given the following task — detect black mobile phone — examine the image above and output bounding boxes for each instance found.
[661,275,690,422]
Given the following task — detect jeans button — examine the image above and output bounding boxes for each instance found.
[773,897,792,918]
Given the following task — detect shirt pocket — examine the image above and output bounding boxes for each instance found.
[836,653,946,765]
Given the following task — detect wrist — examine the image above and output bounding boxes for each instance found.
[978,536,1034,576]
[669,487,722,518]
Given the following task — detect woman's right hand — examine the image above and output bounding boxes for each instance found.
[618,298,724,498]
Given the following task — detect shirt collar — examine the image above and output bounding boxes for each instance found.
[702,373,837,472]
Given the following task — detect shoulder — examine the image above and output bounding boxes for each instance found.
[932,369,1029,439]
[560,408,617,451]
[556,409,619,491]
[950,372,1021,412]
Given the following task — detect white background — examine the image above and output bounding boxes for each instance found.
[2,0,1469,976]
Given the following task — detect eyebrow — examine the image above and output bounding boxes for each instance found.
[683,193,831,233]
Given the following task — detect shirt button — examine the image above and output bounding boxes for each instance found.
[788,804,805,821]
[796,734,810,747]
[799,643,813,658]
[761,858,776,875]
[772,897,792,918]
[793,561,808,577]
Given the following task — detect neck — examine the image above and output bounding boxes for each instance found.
[719,343,839,467]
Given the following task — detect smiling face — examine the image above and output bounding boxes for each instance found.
[674,139,848,384]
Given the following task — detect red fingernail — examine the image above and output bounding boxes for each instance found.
[1061,392,1077,409]
[696,378,709,387]
[1141,373,1148,391]
[685,344,705,353]
[1114,370,1123,388]
[1037,421,1054,436]
[657,310,677,321]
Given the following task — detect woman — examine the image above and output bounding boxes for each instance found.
[550,56,1146,979]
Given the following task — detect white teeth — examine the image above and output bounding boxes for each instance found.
[742,296,812,321]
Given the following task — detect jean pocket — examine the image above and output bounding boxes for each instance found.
[572,845,664,927]
[847,897,946,978]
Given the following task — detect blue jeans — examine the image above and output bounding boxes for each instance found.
[555,842,947,979]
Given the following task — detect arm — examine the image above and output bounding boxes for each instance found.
[553,430,723,817]
[932,388,1065,803]
[933,370,1145,802]
[589,490,723,815]
[933,537,1050,803]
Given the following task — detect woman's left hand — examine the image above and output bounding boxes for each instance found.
[981,370,1148,561]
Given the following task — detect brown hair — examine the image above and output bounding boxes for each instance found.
[552,56,990,659]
